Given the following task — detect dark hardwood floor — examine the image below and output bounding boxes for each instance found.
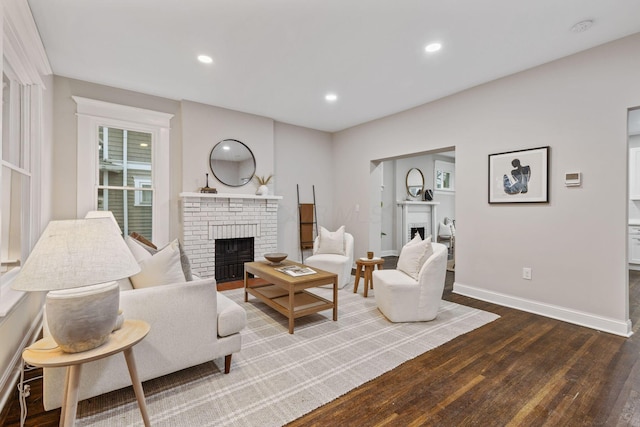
[3,263,640,426]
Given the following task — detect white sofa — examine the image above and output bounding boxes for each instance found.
[373,242,448,322]
[42,274,246,410]
[305,232,355,288]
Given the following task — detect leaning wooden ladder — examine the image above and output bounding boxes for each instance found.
[297,184,318,262]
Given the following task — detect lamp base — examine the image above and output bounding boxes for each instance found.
[45,281,120,353]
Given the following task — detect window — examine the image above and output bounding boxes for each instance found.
[434,160,455,192]
[74,97,173,245]
[98,126,153,237]
[0,13,50,313]
[134,177,153,207]
[1,66,29,275]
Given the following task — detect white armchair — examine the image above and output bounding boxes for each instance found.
[305,230,354,288]
[373,242,448,322]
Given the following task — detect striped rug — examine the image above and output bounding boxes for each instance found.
[75,285,499,426]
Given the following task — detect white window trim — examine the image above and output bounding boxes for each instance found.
[1,0,51,316]
[133,176,152,206]
[73,97,173,246]
[434,160,455,193]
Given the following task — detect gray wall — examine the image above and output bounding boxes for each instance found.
[180,100,275,195]
[380,153,456,255]
[51,80,335,262]
[331,33,640,335]
[48,34,640,335]
[51,76,183,239]
[274,122,334,262]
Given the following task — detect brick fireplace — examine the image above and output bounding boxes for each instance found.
[180,193,282,279]
[397,201,439,246]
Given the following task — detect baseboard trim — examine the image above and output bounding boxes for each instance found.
[453,282,633,337]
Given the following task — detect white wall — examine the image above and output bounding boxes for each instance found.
[380,153,456,254]
[179,106,334,262]
[50,81,335,263]
[51,76,183,238]
[180,101,275,195]
[274,122,333,262]
[332,33,640,335]
[46,34,640,338]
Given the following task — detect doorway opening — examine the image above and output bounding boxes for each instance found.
[370,147,455,264]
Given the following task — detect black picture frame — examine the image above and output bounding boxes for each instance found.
[488,146,549,204]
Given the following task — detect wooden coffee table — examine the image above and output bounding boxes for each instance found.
[244,260,338,333]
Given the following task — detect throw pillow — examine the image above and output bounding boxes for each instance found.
[129,239,187,289]
[444,217,456,236]
[439,222,452,238]
[125,235,152,262]
[397,235,433,280]
[127,234,193,281]
[177,240,194,281]
[316,225,346,255]
[129,231,157,249]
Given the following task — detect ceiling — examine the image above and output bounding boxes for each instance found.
[28,0,640,133]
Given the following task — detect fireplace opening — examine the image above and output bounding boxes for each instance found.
[410,227,425,240]
[215,237,254,283]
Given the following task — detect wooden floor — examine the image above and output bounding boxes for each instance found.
[3,264,640,426]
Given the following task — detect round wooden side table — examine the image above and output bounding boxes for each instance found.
[22,319,151,427]
[354,257,384,297]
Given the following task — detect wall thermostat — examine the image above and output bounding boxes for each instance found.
[565,172,581,187]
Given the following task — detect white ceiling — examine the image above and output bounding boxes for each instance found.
[28,0,640,133]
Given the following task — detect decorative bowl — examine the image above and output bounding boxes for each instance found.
[264,253,287,265]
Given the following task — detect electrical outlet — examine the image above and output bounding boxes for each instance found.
[522,267,532,280]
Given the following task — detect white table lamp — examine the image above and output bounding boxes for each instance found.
[12,217,140,353]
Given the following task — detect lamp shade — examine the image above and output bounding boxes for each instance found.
[11,218,140,292]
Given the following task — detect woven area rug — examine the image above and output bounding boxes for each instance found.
[75,285,499,426]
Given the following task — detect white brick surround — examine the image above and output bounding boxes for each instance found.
[180,192,282,279]
[397,201,439,247]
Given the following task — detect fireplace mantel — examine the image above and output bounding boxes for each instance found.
[397,201,440,246]
[179,192,283,201]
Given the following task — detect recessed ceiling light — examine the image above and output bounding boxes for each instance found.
[325,93,338,102]
[197,55,213,64]
[570,20,593,33]
[425,43,442,53]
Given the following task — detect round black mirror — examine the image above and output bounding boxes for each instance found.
[209,139,256,187]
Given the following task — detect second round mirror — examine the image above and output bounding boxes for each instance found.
[406,168,424,198]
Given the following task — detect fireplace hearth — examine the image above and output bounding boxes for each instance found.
[410,227,425,240]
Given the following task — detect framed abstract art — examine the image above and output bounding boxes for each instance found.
[488,146,549,204]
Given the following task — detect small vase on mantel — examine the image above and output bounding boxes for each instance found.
[256,185,269,196]
[253,174,273,196]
